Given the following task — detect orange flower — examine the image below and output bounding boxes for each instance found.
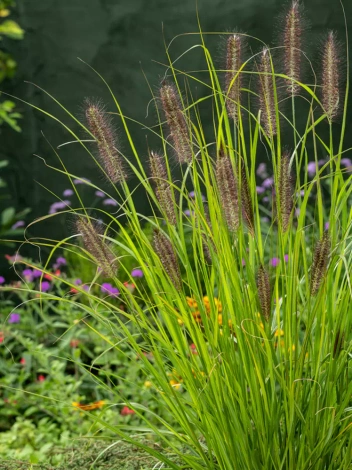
[72,400,105,411]
[186,296,198,308]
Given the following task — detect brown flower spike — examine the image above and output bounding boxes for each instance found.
[258,48,277,137]
[160,84,193,165]
[149,151,176,225]
[85,100,127,183]
[225,34,243,122]
[76,218,117,278]
[278,152,294,232]
[216,151,239,232]
[257,265,271,321]
[241,163,254,235]
[321,31,340,121]
[153,230,182,291]
[310,231,331,295]
[283,1,303,95]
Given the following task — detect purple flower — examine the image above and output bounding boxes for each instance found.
[83,284,89,292]
[101,282,119,297]
[131,269,143,278]
[325,222,330,230]
[256,163,268,179]
[262,177,274,189]
[95,190,105,197]
[241,259,246,266]
[284,254,289,263]
[11,220,25,230]
[103,198,118,206]
[40,281,51,292]
[73,178,91,185]
[22,269,33,280]
[295,208,300,217]
[183,209,194,217]
[55,257,66,267]
[307,162,317,177]
[32,269,43,279]
[0,276,5,284]
[261,217,270,223]
[188,191,205,201]
[8,313,20,324]
[256,186,265,194]
[49,200,71,214]
[341,158,352,171]
[63,189,74,197]
[270,257,280,267]
[74,278,82,285]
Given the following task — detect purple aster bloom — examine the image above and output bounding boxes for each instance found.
[103,198,118,206]
[74,278,82,285]
[188,191,205,201]
[262,196,269,203]
[40,281,51,292]
[32,269,43,278]
[325,222,330,230]
[183,209,194,217]
[8,313,20,324]
[11,220,25,230]
[95,190,105,197]
[270,257,280,267]
[131,269,143,278]
[256,186,265,194]
[0,276,5,284]
[55,257,66,267]
[295,208,300,217]
[284,254,289,263]
[101,282,119,297]
[22,269,33,280]
[256,163,268,178]
[307,162,317,177]
[83,284,89,292]
[73,178,91,185]
[341,158,352,171]
[262,177,274,189]
[318,159,327,166]
[49,200,71,214]
[63,189,74,197]
[241,259,246,266]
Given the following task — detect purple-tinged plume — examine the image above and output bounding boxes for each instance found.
[257,265,271,321]
[215,149,239,232]
[149,151,176,225]
[283,1,303,95]
[278,151,294,232]
[241,163,254,235]
[225,34,244,122]
[321,31,341,121]
[153,229,181,291]
[258,48,277,137]
[310,231,331,296]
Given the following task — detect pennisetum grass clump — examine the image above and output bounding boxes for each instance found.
[310,230,331,295]
[85,100,127,183]
[225,33,244,122]
[76,217,118,279]
[257,47,277,137]
[321,30,341,121]
[149,150,176,225]
[160,83,193,164]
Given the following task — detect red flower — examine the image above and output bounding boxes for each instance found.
[70,339,80,348]
[20,358,26,365]
[190,343,198,355]
[120,406,135,416]
[70,288,79,294]
[37,374,45,382]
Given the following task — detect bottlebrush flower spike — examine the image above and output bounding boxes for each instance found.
[85,99,127,183]
[258,48,277,137]
[149,151,176,225]
[257,265,271,321]
[160,83,193,165]
[310,231,331,295]
[76,218,118,278]
[240,163,254,235]
[153,229,182,291]
[215,150,239,232]
[278,151,294,232]
[321,31,341,121]
[225,34,243,122]
[283,1,303,95]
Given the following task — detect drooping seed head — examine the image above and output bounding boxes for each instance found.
[153,229,182,291]
[258,48,277,137]
[215,151,239,232]
[321,31,341,121]
[278,151,294,232]
[310,231,331,295]
[257,265,271,321]
[76,217,117,278]
[160,84,193,165]
[85,99,127,183]
[283,1,303,95]
[225,34,244,122]
[149,151,176,225]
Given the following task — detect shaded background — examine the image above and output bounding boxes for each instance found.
[1,0,351,261]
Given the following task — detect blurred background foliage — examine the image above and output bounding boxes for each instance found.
[0,0,351,267]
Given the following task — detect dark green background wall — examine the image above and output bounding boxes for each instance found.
[1,0,351,246]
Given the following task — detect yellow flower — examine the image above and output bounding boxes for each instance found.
[177,318,184,326]
[186,296,198,308]
[144,380,152,388]
[72,400,105,411]
[274,328,284,337]
[169,379,181,390]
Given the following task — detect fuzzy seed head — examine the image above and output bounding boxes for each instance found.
[225,34,243,122]
[85,100,127,183]
[257,265,271,321]
[76,217,117,278]
[149,151,176,225]
[310,231,331,295]
[278,152,294,232]
[216,153,239,232]
[160,84,193,165]
[241,164,254,235]
[321,31,340,121]
[153,230,182,291]
[258,48,277,137]
[284,1,302,95]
